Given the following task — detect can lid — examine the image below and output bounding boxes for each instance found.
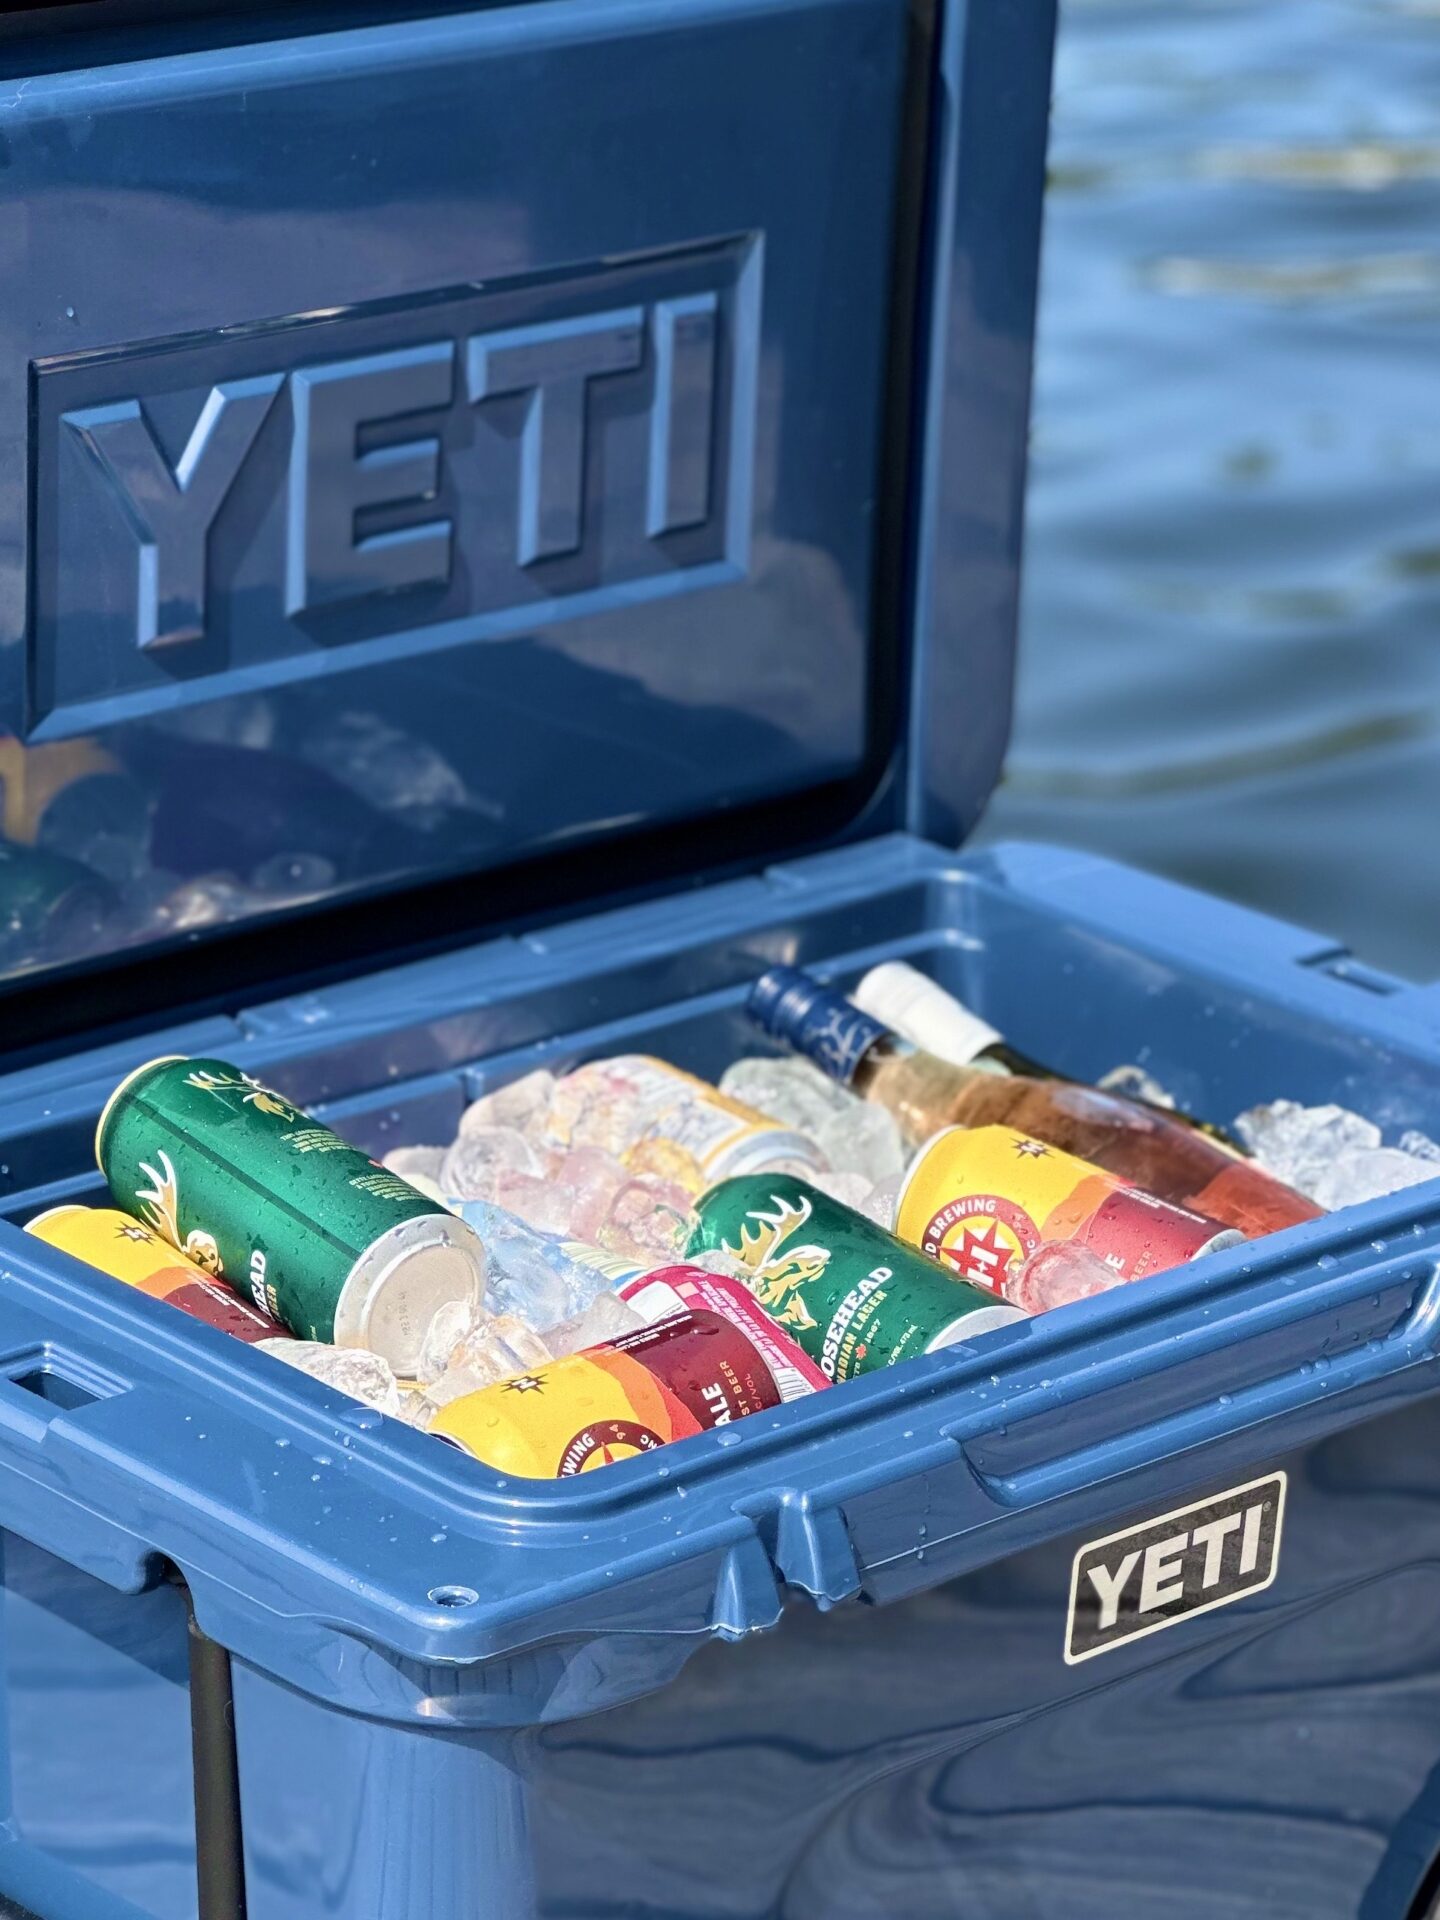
[94,1054,188,1171]
[334,1211,485,1373]
[23,1202,88,1231]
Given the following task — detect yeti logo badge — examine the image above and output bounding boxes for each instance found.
[1065,1472,1286,1664]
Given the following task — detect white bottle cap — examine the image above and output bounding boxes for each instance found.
[853,961,1004,1068]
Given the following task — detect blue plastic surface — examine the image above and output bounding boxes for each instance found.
[1,839,1440,1912]
[0,0,1053,994]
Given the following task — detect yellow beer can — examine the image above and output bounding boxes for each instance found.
[27,1204,290,1344]
[895,1125,1241,1293]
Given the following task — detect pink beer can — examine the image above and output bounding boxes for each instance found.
[618,1265,831,1401]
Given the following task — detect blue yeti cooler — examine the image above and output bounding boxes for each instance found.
[1,7,1439,1920]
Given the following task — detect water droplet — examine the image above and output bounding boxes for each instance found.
[431,1531,447,1544]
[656,1465,670,1479]
[1317,1253,1337,1271]
[275,1438,290,1449]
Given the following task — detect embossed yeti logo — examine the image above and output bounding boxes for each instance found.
[34,241,759,734]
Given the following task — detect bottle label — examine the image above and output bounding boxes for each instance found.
[746,969,890,1086]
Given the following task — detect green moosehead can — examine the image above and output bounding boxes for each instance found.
[687,1174,1024,1382]
[96,1056,483,1370]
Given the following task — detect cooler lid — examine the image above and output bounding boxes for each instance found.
[0,0,1054,1034]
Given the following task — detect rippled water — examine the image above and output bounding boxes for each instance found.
[977,0,1440,980]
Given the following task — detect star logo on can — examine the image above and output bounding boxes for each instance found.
[503,1375,546,1395]
[1012,1138,1049,1158]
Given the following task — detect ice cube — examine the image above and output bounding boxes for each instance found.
[381,1145,447,1185]
[459,1069,557,1143]
[815,1101,904,1185]
[1400,1129,1440,1164]
[450,1198,612,1326]
[492,1170,577,1237]
[256,1339,404,1416]
[419,1315,554,1410]
[1310,1149,1439,1212]
[809,1168,878,1210]
[1234,1100,1382,1197]
[720,1056,852,1136]
[440,1125,539,1201]
[549,1146,631,1236]
[681,1245,757,1284]
[1003,1242,1119,1315]
[416,1296,484,1384]
[599,1179,695,1263]
[858,1172,903,1229]
[1098,1064,1177,1110]
[543,1290,645,1357]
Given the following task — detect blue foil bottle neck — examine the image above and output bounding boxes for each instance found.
[745,967,893,1086]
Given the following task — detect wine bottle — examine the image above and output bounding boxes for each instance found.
[746,967,1322,1238]
[853,960,1239,1148]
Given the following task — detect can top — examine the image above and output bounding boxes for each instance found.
[24,1203,87,1229]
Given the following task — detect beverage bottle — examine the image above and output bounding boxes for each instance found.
[746,967,1321,1238]
[854,959,1238,1147]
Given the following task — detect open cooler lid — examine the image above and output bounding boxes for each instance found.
[0,0,1055,1039]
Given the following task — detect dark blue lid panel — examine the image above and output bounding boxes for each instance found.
[0,0,910,989]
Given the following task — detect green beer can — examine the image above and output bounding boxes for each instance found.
[687,1175,1024,1382]
[97,1057,483,1369]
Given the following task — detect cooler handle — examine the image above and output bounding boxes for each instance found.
[951,1225,1440,1509]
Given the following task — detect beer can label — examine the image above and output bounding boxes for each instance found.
[688,1176,1021,1383]
[619,1265,831,1399]
[895,1125,1234,1292]
[96,1057,469,1344]
[431,1308,783,1476]
[550,1056,822,1181]
[27,1204,289,1344]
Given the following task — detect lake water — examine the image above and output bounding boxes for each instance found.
[976,0,1440,981]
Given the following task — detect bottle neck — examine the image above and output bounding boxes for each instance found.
[746,967,922,1089]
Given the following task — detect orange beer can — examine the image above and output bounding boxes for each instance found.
[431,1307,790,1476]
[26,1204,291,1344]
